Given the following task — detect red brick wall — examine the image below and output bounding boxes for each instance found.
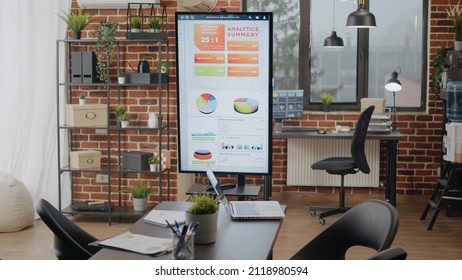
[68,0,456,206]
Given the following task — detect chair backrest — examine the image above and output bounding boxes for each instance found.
[351,105,375,174]
[290,199,399,260]
[35,199,100,260]
[368,247,407,260]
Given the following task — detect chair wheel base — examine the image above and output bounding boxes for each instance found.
[319,218,325,225]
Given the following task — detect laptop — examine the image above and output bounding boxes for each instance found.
[206,165,285,220]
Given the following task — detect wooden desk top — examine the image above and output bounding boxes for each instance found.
[91,201,284,260]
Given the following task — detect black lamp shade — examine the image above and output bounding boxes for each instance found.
[346,4,377,28]
[324,31,344,48]
[385,71,402,92]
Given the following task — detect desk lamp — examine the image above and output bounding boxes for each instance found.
[385,68,402,131]
[324,0,344,48]
[346,0,376,28]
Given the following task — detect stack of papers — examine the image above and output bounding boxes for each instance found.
[97,231,171,255]
[369,114,392,134]
[143,209,186,227]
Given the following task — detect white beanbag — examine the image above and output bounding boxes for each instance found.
[0,172,34,232]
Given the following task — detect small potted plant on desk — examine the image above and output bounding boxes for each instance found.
[123,181,153,212]
[320,92,333,112]
[185,192,219,244]
[148,156,160,172]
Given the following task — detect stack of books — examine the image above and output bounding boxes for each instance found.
[368,114,392,134]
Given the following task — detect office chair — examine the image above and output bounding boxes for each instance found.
[291,199,400,260]
[35,199,101,260]
[368,247,407,260]
[309,105,375,225]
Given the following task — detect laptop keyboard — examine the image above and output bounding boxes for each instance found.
[234,203,259,215]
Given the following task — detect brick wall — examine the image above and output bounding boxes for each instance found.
[68,0,456,207]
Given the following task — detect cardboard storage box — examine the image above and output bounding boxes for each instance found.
[360,98,385,113]
[66,104,108,127]
[70,150,101,169]
[123,151,153,171]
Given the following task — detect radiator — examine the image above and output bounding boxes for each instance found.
[287,138,380,187]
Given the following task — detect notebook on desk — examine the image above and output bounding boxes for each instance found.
[206,165,285,220]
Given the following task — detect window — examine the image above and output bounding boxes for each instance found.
[244,0,427,111]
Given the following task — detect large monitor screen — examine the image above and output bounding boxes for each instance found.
[176,12,273,175]
[273,90,304,119]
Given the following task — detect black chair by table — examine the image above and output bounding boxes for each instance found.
[309,105,375,225]
[35,198,101,260]
[291,199,400,260]
[367,247,407,260]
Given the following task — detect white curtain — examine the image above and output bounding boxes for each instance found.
[0,0,72,208]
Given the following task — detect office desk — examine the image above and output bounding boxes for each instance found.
[273,130,405,206]
[91,201,285,260]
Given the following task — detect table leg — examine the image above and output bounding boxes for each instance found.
[385,140,398,206]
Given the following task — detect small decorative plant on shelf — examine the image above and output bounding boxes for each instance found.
[186,192,219,244]
[148,156,160,172]
[123,181,153,211]
[58,8,91,39]
[148,17,162,33]
[130,16,143,32]
[319,92,333,112]
[447,2,462,49]
[118,72,125,84]
[430,46,452,96]
[95,21,118,83]
[78,95,85,105]
[161,61,169,74]
[115,104,129,128]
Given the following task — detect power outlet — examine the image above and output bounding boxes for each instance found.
[96,174,109,183]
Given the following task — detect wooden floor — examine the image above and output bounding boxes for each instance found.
[1,193,461,260]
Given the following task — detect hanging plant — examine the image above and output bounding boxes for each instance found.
[95,21,118,83]
[430,46,452,94]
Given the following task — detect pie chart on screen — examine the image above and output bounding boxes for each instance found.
[196,93,217,114]
[233,98,259,114]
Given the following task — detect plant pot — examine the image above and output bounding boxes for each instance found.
[150,164,158,172]
[73,31,81,39]
[131,28,141,33]
[322,103,330,112]
[118,77,125,84]
[185,211,218,244]
[79,99,85,106]
[455,41,462,51]
[121,121,129,128]
[133,198,147,211]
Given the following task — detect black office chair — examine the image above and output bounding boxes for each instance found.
[368,247,408,260]
[35,199,101,260]
[309,105,375,225]
[291,199,400,260]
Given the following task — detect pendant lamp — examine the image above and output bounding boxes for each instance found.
[324,0,344,48]
[346,0,376,28]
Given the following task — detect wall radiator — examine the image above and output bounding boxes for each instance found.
[287,138,380,187]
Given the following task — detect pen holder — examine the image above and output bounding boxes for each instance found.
[171,232,195,260]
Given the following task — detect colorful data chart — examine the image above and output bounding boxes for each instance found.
[233,98,259,114]
[193,150,212,160]
[196,93,217,114]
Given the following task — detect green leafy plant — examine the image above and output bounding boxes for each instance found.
[319,92,334,105]
[131,16,142,29]
[187,192,219,215]
[79,95,85,100]
[148,17,162,29]
[148,156,159,165]
[430,46,452,94]
[115,104,129,121]
[123,181,152,199]
[447,3,462,41]
[58,8,90,33]
[95,21,118,83]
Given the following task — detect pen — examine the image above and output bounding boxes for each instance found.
[165,220,179,237]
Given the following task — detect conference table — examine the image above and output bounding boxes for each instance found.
[273,128,405,206]
[91,201,285,260]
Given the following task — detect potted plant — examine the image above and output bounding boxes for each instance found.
[319,92,334,112]
[123,181,152,211]
[95,21,118,83]
[185,192,219,244]
[115,104,129,128]
[118,72,125,84]
[78,95,86,105]
[58,8,91,39]
[148,17,162,33]
[130,16,142,33]
[447,3,462,50]
[148,156,160,172]
[161,61,169,74]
